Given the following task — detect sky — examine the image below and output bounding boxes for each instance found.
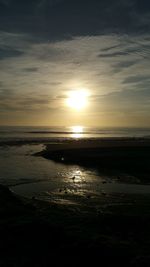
[0,0,150,127]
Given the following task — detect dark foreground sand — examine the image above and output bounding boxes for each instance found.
[1,138,150,266]
[1,184,150,266]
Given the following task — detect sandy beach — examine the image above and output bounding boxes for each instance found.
[0,138,150,266]
[1,183,150,267]
[38,138,150,182]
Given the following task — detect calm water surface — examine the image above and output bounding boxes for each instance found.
[0,144,150,204]
[0,126,150,203]
[0,126,150,141]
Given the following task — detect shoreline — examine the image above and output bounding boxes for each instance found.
[0,136,150,147]
[1,138,150,265]
[37,138,150,182]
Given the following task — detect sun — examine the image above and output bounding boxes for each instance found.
[66,90,89,110]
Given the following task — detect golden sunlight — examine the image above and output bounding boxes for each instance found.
[66,90,89,110]
[71,125,83,133]
[71,125,84,138]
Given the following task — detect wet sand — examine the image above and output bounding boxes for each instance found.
[1,138,150,266]
[1,184,150,266]
[38,138,150,182]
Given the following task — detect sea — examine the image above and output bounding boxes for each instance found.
[0,126,150,142]
[0,126,150,204]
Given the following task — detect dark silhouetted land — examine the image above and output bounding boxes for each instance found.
[38,138,150,182]
[1,138,150,266]
[1,183,150,266]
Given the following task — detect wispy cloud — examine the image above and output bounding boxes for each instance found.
[123,75,150,84]
[0,0,150,126]
[23,67,39,72]
[0,47,23,60]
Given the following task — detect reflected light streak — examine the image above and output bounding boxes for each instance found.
[72,133,83,138]
[71,125,84,138]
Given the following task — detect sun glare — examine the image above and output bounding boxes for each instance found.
[71,125,83,138]
[66,90,89,110]
[71,125,83,133]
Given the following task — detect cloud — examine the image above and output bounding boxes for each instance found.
[123,75,150,84]
[0,31,149,126]
[0,0,150,40]
[99,51,129,58]
[100,44,122,52]
[30,44,70,62]
[103,87,150,101]
[99,45,150,59]
[91,87,150,115]
[0,88,14,98]
[112,61,137,73]
[0,91,56,112]
[0,1,149,126]
[0,47,23,60]
[23,67,39,72]
[0,0,11,6]
[0,81,4,87]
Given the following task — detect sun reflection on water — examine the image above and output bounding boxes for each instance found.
[70,125,84,138]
